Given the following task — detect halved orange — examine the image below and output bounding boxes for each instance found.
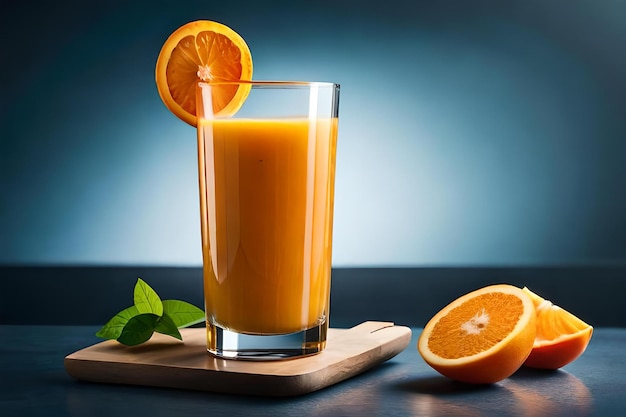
[155,20,253,126]
[522,287,593,370]
[418,284,536,384]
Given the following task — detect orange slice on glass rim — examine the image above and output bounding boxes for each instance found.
[417,284,536,384]
[155,20,253,126]
[522,287,593,370]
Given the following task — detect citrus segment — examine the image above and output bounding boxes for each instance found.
[418,284,536,384]
[522,287,593,370]
[155,20,253,126]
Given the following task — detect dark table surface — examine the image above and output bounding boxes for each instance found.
[1,325,624,417]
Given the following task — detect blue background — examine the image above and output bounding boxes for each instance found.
[1,0,625,267]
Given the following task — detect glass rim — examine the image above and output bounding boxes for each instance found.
[198,80,339,88]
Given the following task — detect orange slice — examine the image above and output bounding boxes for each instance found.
[522,287,593,370]
[417,284,536,384]
[155,20,253,126]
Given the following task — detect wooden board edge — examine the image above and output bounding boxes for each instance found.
[312,325,413,391]
[64,323,413,397]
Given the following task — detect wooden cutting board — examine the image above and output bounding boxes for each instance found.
[65,321,412,397]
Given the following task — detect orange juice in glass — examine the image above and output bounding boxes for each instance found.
[196,81,340,359]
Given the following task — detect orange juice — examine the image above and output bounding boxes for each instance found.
[197,117,338,335]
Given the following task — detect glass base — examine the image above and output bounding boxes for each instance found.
[207,321,328,360]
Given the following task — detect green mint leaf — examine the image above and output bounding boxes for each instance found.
[95,305,140,340]
[155,313,183,340]
[96,278,201,346]
[162,299,205,328]
[134,278,163,316]
[117,313,159,346]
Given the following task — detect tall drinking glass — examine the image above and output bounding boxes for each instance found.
[196,81,340,360]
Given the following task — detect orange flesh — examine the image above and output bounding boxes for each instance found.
[522,287,593,369]
[166,31,243,116]
[428,293,524,359]
[534,300,591,344]
[155,20,253,126]
[417,284,537,384]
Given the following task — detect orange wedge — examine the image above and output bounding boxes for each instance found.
[155,20,253,126]
[418,284,536,384]
[522,287,593,370]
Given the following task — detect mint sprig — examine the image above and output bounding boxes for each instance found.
[96,278,205,346]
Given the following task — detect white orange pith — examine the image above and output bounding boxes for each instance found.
[418,284,536,384]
